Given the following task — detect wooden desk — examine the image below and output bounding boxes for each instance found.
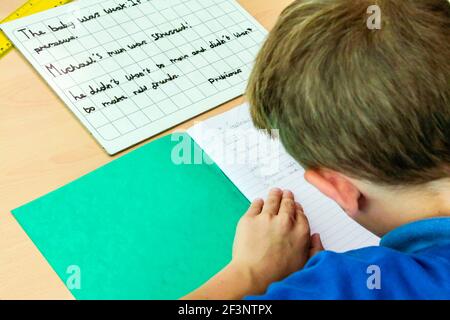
[0,0,291,299]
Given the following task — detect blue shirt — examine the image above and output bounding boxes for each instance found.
[247,218,450,300]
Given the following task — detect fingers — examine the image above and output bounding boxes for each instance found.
[309,233,325,257]
[261,188,283,215]
[245,198,264,217]
[256,190,308,229]
[282,190,294,201]
[294,202,311,237]
[279,190,296,220]
[294,202,307,224]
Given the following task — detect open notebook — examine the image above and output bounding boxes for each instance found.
[188,103,380,252]
[12,103,379,299]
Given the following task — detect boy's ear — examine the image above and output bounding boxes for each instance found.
[304,169,362,218]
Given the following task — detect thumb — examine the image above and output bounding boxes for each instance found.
[309,233,324,258]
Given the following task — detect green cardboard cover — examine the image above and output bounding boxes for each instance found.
[12,134,249,299]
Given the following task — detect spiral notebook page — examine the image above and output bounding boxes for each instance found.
[1,0,267,154]
[188,104,380,252]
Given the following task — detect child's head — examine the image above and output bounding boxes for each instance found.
[247,0,450,235]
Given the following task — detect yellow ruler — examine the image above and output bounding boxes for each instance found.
[0,0,73,59]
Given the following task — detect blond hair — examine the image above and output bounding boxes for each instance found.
[247,0,450,185]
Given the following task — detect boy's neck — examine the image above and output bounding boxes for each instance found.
[411,179,450,217]
[360,179,450,236]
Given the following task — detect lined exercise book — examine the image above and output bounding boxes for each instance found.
[188,104,380,252]
[1,0,267,154]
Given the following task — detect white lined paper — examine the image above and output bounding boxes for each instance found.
[188,103,380,252]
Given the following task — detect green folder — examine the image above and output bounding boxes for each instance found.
[12,134,250,300]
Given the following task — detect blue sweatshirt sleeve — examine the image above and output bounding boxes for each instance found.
[245,246,450,300]
[246,251,369,300]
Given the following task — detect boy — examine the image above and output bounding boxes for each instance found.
[184,0,450,299]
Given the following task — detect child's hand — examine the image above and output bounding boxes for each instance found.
[230,188,324,294]
[182,188,324,300]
